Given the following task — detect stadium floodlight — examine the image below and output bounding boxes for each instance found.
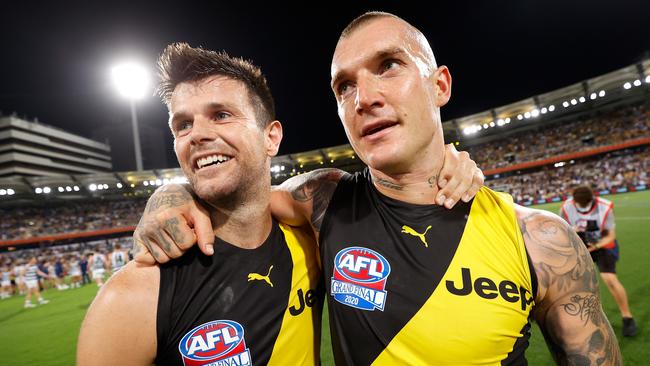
[111,61,150,172]
[117,182,123,188]
[579,96,586,103]
[463,127,472,135]
[524,112,531,119]
[7,189,14,195]
[623,82,632,90]
[505,117,511,123]
[130,183,135,188]
[517,114,523,120]
[66,186,72,192]
[633,79,641,87]
[646,75,650,83]
[89,184,97,191]
[35,187,43,194]
[73,185,80,191]
[531,109,540,118]
[562,101,570,108]
[599,90,606,97]
[155,179,163,186]
[58,187,64,193]
[488,121,495,127]
[548,105,555,112]
[541,107,547,114]
[590,92,597,100]
[43,187,51,194]
[143,181,149,186]
[482,123,488,129]
[496,119,504,127]
[103,184,109,189]
[0,189,6,196]
[570,99,577,105]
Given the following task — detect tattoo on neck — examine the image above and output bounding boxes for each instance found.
[428,175,437,188]
[376,178,404,191]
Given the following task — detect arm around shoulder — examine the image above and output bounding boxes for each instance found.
[77,262,160,366]
[271,168,348,232]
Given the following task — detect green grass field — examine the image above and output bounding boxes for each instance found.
[1,190,648,364]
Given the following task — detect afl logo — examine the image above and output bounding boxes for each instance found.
[331,247,391,311]
[178,319,252,366]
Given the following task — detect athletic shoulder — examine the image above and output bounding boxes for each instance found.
[77,262,159,365]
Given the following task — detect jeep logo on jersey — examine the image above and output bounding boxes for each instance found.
[331,247,391,311]
[446,267,534,311]
[178,319,252,366]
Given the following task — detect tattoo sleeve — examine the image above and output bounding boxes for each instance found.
[283,168,346,232]
[518,208,621,365]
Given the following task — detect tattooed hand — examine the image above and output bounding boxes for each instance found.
[133,184,214,264]
[517,206,621,365]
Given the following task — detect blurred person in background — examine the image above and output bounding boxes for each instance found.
[560,185,637,337]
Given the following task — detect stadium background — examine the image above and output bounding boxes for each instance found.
[1,1,649,365]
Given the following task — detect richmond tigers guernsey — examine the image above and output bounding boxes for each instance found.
[320,169,537,366]
[156,220,322,366]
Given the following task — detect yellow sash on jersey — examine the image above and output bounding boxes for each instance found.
[373,187,534,365]
[267,224,322,366]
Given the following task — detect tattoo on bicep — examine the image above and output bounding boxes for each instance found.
[519,212,598,294]
[562,294,604,326]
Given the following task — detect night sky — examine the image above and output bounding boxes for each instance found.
[1,1,648,171]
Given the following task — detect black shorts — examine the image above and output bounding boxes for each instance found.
[591,249,617,274]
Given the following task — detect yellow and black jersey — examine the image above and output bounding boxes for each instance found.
[320,169,537,366]
[156,220,323,366]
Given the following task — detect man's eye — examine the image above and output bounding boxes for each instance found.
[178,121,192,130]
[337,82,352,96]
[214,112,231,120]
[381,59,400,73]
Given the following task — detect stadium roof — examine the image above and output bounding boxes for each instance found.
[1,59,648,205]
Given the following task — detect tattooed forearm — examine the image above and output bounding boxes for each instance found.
[285,169,344,231]
[145,184,195,214]
[376,178,404,191]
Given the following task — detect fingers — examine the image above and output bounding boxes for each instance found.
[186,202,215,256]
[134,234,172,264]
[462,166,484,203]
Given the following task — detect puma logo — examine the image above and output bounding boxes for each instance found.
[248,265,274,287]
[401,225,432,247]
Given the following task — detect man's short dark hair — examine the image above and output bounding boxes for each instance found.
[156,42,275,128]
[573,185,594,206]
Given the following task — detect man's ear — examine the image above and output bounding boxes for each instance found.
[265,120,283,157]
[433,65,452,108]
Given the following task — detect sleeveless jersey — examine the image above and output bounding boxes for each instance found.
[320,170,536,365]
[156,221,323,366]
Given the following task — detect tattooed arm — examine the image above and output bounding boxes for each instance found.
[272,168,348,237]
[516,205,621,365]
